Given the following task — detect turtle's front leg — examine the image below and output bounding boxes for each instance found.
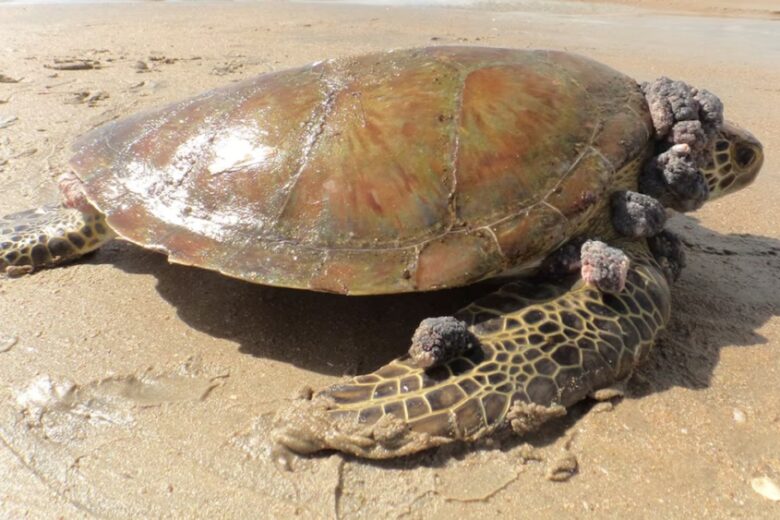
[539,189,666,292]
[271,241,671,460]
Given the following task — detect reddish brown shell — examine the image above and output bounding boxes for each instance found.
[70,47,651,294]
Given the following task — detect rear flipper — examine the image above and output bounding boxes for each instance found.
[0,204,114,274]
[272,241,671,460]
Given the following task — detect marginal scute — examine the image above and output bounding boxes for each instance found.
[310,247,418,294]
[490,205,566,265]
[414,230,504,290]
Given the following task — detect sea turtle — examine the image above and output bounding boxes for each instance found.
[0,47,763,460]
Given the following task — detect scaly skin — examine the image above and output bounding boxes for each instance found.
[701,122,763,195]
[272,239,670,459]
[0,205,114,273]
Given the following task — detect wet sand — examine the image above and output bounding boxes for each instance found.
[1,1,779,517]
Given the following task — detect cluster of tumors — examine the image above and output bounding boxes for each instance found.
[406,77,724,370]
[639,77,724,212]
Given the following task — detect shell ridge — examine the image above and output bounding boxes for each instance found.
[445,63,468,232]
[273,66,344,225]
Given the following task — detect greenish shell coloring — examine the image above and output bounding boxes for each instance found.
[69,47,652,294]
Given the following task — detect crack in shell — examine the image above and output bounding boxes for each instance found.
[273,64,344,224]
[446,64,467,232]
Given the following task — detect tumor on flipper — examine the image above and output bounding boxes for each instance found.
[647,230,686,283]
[579,240,630,294]
[611,191,666,238]
[641,144,709,212]
[408,316,475,369]
[537,238,586,278]
[272,241,672,459]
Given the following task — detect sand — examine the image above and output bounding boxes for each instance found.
[572,0,780,19]
[0,0,778,517]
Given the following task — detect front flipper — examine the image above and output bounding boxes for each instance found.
[272,242,671,459]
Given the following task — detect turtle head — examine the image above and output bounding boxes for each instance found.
[702,121,763,199]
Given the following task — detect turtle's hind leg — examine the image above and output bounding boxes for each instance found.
[0,204,114,274]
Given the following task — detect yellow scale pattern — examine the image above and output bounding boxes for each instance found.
[274,241,671,457]
[0,205,114,272]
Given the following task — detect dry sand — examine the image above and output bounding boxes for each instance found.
[0,0,779,518]
[571,0,780,19]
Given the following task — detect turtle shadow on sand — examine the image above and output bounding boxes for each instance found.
[98,238,489,377]
[630,216,780,395]
[97,214,779,460]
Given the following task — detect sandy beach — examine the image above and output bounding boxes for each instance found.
[0,0,778,517]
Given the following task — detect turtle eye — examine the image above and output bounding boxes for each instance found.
[735,145,755,168]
